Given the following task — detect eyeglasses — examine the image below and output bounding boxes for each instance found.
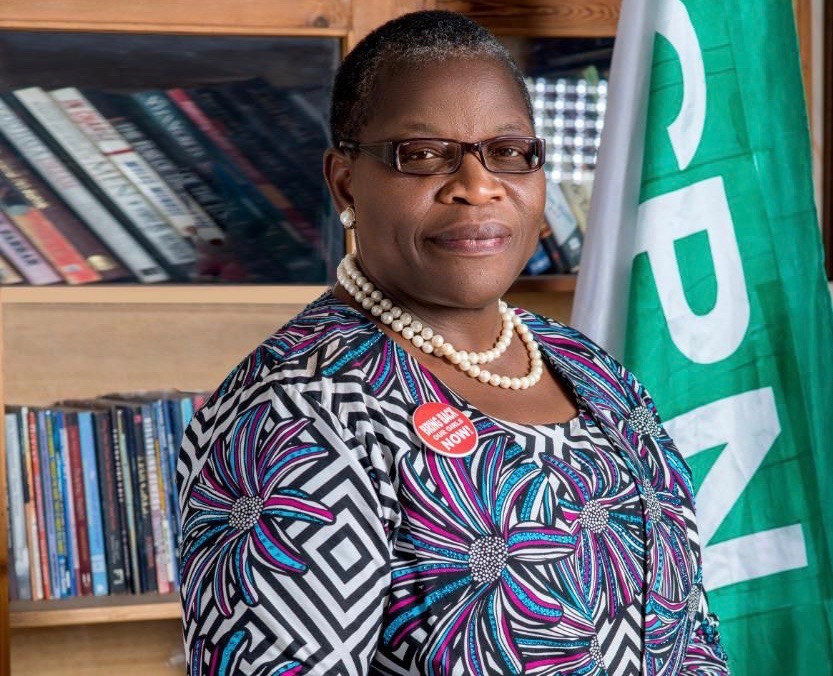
[338,136,546,175]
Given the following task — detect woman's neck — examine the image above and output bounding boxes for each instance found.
[332,281,508,354]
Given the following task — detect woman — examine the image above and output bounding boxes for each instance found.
[179,11,729,675]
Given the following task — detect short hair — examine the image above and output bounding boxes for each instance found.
[329,10,533,145]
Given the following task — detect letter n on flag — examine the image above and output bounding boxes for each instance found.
[571,0,833,673]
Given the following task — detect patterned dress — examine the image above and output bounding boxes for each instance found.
[178,293,729,676]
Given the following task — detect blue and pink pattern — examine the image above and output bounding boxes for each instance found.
[178,293,729,675]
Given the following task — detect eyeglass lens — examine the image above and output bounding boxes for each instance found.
[396,138,542,174]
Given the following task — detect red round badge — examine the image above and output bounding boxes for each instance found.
[412,402,479,457]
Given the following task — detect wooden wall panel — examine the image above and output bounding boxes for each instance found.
[0,0,350,35]
[11,620,183,675]
[437,0,620,36]
[2,303,306,406]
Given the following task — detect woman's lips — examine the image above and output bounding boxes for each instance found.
[428,223,512,255]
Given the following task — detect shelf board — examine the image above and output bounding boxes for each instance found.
[0,284,329,305]
[0,278,573,305]
[10,593,181,629]
[510,274,577,293]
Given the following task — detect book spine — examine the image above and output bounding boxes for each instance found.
[167,87,306,239]
[524,242,554,276]
[141,404,170,594]
[36,411,56,598]
[66,413,93,595]
[51,88,197,238]
[128,90,320,282]
[77,412,107,596]
[86,91,226,245]
[57,412,79,596]
[27,409,50,599]
[184,86,320,247]
[558,180,592,234]
[539,222,569,274]
[544,182,583,272]
[12,87,196,272]
[166,398,185,587]
[0,136,129,283]
[44,411,70,598]
[154,400,178,589]
[0,154,100,285]
[0,97,168,283]
[0,253,23,285]
[0,210,61,285]
[5,412,32,599]
[18,408,43,599]
[113,407,140,594]
[130,408,156,593]
[93,410,126,594]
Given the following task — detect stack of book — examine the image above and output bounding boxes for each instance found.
[4,391,204,601]
[523,73,606,276]
[0,78,335,286]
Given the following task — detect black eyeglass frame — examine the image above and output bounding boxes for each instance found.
[337,136,547,175]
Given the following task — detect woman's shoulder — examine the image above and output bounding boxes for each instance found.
[202,292,376,410]
[517,306,648,414]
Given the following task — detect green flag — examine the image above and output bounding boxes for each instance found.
[572,0,833,673]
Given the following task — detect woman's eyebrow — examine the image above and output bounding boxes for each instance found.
[381,121,532,137]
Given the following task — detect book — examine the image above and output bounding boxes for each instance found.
[81,89,226,247]
[138,402,170,594]
[42,409,71,597]
[5,411,32,599]
[54,411,79,596]
[0,136,130,283]
[220,79,330,245]
[544,181,583,272]
[559,180,592,234]
[173,85,321,250]
[153,398,179,589]
[0,253,23,285]
[539,221,569,274]
[125,90,319,282]
[0,210,61,285]
[50,87,197,239]
[0,97,168,283]
[61,410,92,596]
[11,87,196,279]
[0,148,100,285]
[224,79,328,193]
[109,405,141,594]
[18,407,44,599]
[77,410,108,596]
[25,408,51,598]
[523,241,554,276]
[91,407,127,594]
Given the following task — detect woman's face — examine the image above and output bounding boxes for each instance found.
[328,57,546,313]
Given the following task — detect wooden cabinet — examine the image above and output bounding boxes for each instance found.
[0,0,815,673]
[0,3,612,672]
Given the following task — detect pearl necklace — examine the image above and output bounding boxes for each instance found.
[336,254,544,390]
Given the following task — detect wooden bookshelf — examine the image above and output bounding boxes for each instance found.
[10,594,180,629]
[0,0,818,675]
[0,285,328,306]
[0,2,652,673]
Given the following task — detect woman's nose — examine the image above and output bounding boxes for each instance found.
[437,151,507,205]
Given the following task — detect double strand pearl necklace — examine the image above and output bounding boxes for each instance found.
[336,254,544,390]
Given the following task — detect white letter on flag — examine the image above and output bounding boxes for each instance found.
[666,388,808,590]
[634,176,750,363]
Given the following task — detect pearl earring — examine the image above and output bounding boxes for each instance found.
[339,206,356,229]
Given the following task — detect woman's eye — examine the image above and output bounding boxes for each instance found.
[491,145,523,158]
[404,148,442,161]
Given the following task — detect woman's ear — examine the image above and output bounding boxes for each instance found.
[324,148,354,212]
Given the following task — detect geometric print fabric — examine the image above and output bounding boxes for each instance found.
[177,293,729,675]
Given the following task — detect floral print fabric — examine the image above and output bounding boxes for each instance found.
[178,293,729,675]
